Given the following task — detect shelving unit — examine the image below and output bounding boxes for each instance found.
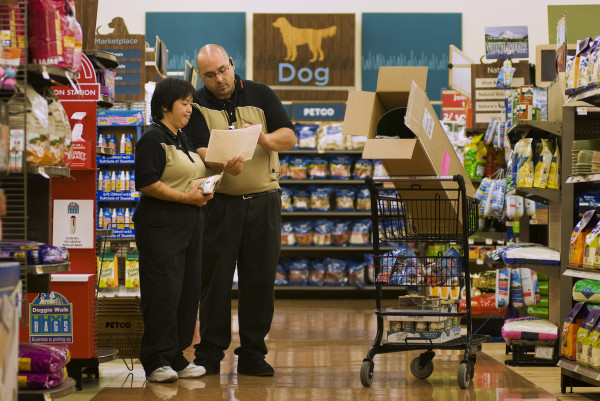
[559,105,600,393]
[278,147,375,290]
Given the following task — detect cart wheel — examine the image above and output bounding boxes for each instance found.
[410,356,434,379]
[457,362,471,389]
[360,360,374,387]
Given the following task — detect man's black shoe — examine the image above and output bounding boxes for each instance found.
[193,359,220,375]
[237,359,274,376]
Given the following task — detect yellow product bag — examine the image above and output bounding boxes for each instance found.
[98,252,118,288]
[125,248,140,288]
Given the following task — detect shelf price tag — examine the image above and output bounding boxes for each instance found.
[468,238,474,245]
[485,238,493,245]
[534,345,554,360]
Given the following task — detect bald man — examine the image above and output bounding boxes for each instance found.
[182,44,296,377]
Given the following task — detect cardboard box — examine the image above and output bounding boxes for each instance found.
[343,67,475,232]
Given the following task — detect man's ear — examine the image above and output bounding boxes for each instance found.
[229,57,233,66]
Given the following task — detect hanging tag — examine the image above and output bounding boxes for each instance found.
[41,65,50,80]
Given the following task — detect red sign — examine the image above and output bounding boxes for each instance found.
[442,91,468,109]
[442,89,469,124]
[53,83,100,101]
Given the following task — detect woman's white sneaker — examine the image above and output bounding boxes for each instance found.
[147,366,178,383]
[177,363,206,379]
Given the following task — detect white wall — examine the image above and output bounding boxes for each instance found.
[97,0,598,83]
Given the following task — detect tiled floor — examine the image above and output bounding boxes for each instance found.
[58,299,600,401]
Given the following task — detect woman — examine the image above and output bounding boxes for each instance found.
[134,78,212,383]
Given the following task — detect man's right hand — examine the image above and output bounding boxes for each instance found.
[223,156,243,176]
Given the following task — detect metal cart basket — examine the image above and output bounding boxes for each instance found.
[361,175,489,389]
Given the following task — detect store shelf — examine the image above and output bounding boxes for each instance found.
[96,229,113,237]
[564,268,600,281]
[280,179,366,185]
[506,120,562,136]
[510,263,561,279]
[282,149,364,155]
[512,187,561,203]
[83,49,120,70]
[97,228,135,239]
[26,165,70,178]
[24,262,70,275]
[97,154,135,165]
[97,192,140,202]
[25,64,78,87]
[97,95,114,108]
[282,211,371,217]
[567,87,600,107]
[559,358,600,384]
[18,377,76,401]
[566,174,600,184]
[96,147,114,157]
[470,231,507,242]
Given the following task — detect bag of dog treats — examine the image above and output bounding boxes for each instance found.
[561,302,590,360]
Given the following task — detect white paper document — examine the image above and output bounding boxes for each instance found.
[204,124,262,163]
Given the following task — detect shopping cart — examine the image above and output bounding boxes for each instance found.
[361,175,489,389]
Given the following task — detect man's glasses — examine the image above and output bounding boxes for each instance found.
[202,65,230,80]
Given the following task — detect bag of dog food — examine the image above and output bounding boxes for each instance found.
[576,307,600,365]
[561,302,589,360]
[570,210,599,268]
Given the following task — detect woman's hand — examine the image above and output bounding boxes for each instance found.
[186,181,214,206]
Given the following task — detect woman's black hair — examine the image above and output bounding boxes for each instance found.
[150,78,195,121]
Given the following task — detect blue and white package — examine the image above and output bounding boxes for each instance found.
[313,219,334,246]
[334,186,356,211]
[329,155,353,180]
[349,219,371,246]
[286,258,310,285]
[310,186,332,211]
[510,267,524,307]
[496,267,511,308]
[294,123,318,149]
[308,156,329,179]
[291,187,311,211]
[324,258,348,286]
[281,187,293,212]
[308,259,326,286]
[348,260,366,287]
[352,159,373,179]
[275,260,288,285]
[355,186,371,211]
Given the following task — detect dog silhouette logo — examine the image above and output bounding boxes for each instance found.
[272,17,337,63]
[96,17,130,36]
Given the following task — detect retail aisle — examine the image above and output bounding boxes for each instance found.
[60,299,600,401]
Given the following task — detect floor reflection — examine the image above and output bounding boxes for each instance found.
[61,300,563,401]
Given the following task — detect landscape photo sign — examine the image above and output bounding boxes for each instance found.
[485,26,529,59]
